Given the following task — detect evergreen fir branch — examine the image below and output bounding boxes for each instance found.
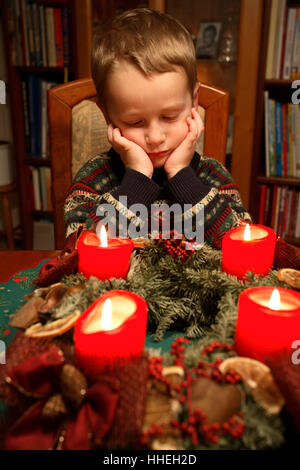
[240,398,285,449]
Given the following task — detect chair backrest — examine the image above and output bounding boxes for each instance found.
[48,77,229,249]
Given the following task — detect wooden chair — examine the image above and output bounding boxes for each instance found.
[48,78,230,249]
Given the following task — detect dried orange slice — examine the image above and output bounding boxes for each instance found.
[219,357,284,414]
[132,237,150,248]
[278,268,300,290]
[24,311,81,338]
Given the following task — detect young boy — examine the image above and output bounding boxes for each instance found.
[64,8,251,247]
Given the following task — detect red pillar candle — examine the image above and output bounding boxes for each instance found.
[221,224,276,280]
[76,228,134,280]
[234,286,300,363]
[74,289,148,376]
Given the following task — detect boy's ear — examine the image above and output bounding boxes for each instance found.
[193,81,200,109]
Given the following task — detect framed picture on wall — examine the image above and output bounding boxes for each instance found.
[195,22,222,59]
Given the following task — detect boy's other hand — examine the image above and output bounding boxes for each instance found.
[107,124,154,179]
[164,108,204,179]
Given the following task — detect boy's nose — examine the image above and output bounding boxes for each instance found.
[145,123,165,148]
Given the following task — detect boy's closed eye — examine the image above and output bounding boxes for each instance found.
[123,115,179,127]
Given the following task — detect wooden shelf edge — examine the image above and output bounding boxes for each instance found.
[30,210,54,217]
[257,175,300,186]
[264,78,295,87]
[25,157,51,166]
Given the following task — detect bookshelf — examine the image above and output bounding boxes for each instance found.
[0,0,83,248]
[250,0,300,247]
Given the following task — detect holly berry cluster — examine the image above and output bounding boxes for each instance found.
[155,230,195,262]
[144,337,245,448]
[171,409,245,446]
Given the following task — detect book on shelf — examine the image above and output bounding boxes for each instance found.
[265,0,300,80]
[274,0,287,79]
[21,79,30,154]
[53,7,64,67]
[23,77,59,158]
[32,2,42,67]
[281,103,287,176]
[258,184,300,239]
[291,8,300,79]
[27,74,41,157]
[275,102,283,176]
[7,1,70,68]
[264,96,299,177]
[62,7,70,67]
[38,3,47,67]
[29,165,52,212]
[295,190,300,238]
[265,0,280,79]
[289,188,298,236]
[282,7,297,79]
[264,185,271,227]
[45,6,56,67]
[30,165,41,210]
[258,184,267,223]
[264,91,270,177]
[284,187,293,236]
[26,1,34,66]
[19,0,30,66]
[277,185,287,236]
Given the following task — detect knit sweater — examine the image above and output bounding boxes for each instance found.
[64,148,252,246]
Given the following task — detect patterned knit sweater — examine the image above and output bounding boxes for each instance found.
[64,148,252,246]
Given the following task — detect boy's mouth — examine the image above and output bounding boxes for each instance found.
[147,150,169,159]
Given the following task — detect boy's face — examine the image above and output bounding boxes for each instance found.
[104,61,199,169]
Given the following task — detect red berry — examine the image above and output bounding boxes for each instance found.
[179,394,186,404]
[188,416,196,425]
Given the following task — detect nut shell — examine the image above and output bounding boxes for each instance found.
[60,364,88,409]
[42,393,68,421]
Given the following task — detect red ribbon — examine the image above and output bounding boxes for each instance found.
[4,346,120,450]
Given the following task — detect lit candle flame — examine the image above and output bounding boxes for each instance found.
[99,225,108,247]
[243,224,251,241]
[268,288,281,310]
[100,298,112,330]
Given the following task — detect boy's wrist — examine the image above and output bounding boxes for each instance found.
[165,166,185,180]
[130,166,153,179]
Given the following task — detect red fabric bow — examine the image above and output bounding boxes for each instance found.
[34,228,84,287]
[4,346,120,450]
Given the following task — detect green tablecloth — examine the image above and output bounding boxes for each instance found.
[0,258,182,353]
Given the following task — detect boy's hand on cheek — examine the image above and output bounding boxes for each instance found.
[107,124,154,179]
[164,108,204,179]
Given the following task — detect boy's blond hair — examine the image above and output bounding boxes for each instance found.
[91,8,197,107]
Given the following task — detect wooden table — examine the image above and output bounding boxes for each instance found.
[0,250,60,282]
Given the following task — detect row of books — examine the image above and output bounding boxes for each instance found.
[22,76,59,158]
[7,0,70,67]
[258,184,300,239]
[264,92,300,177]
[265,1,300,80]
[29,166,53,212]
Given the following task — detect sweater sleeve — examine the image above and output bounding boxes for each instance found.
[165,156,252,246]
[64,155,161,240]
